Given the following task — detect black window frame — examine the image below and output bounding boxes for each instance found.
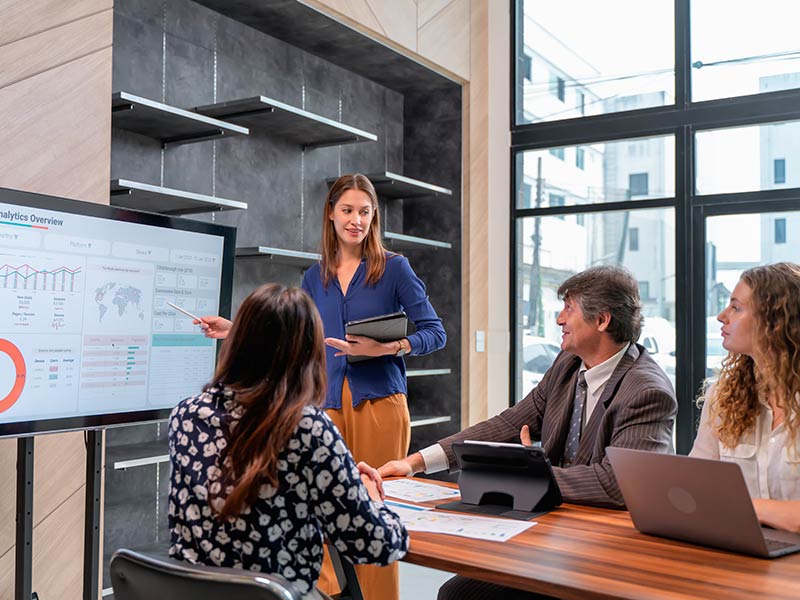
[510,0,800,454]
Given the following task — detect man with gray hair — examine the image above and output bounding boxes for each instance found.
[379,265,677,599]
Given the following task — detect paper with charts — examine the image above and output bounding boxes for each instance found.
[385,501,536,542]
[383,479,461,503]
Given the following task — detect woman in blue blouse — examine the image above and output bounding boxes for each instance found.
[170,283,408,599]
[301,173,446,599]
[197,173,445,598]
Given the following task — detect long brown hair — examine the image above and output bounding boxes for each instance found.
[211,284,327,519]
[320,173,388,287]
[707,262,800,449]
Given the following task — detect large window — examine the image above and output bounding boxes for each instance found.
[691,1,800,101]
[514,208,676,401]
[516,136,674,209]
[512,0,800,453]
[696,121,800,194]
[515,0,674,125]
[706,210,800,375]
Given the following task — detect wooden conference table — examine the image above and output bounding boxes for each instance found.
[398,480,800,600]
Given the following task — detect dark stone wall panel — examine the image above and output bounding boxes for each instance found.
[165,36,215,107]
[166,0,219,49]
[403,87,463,433]
[115,0,164,29]
[112,12,163,99]
[110,128,162,184]
[108,2,461,585]
[163,142,214,195]
[216,56,273,103]
[232,258,306,318]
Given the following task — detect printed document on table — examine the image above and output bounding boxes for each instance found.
[384,479,461,502]
[385,501,536,542]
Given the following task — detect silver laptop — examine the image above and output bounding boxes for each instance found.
[607,447,800,558]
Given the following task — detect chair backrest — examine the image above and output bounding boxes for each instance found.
[110,549,304,600]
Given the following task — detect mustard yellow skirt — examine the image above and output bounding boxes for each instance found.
[317,379,410,600]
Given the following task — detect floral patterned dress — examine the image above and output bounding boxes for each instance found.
[167,385,408,596]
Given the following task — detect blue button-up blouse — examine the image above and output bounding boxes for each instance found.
[301,253,446,409]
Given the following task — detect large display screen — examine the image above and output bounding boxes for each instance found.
[0,188,235,437]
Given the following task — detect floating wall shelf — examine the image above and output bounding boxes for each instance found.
[406,368,452,378]
[365,171,452,199]
[111,179,247,216]
[111,91,249,146]
[236,246,321,267]
[195,96,377,149]
[410,415,452,428]
[105,441,168,470]
[384,231,451,250]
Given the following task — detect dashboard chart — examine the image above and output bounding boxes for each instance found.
[0,193,231,433]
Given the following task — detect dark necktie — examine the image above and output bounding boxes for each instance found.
[563,371,587,467]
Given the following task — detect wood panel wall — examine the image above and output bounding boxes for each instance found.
[304,0,471,82]
[302,0,510,425]
[0,0,113,597]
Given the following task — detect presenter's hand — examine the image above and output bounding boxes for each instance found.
[520,424,533,446]
[378,453,424,478]
[195,315,232,339]
[325,335,393,357]
[357,461,385,501]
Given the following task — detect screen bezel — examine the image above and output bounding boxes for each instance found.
[0,186,236,438]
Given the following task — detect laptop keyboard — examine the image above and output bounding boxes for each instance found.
[765,537,798,553]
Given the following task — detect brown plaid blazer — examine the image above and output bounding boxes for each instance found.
[438,343,677,509]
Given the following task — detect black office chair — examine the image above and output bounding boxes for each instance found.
[109,548,304,600]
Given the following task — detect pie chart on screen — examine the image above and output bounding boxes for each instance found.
[0,339,26,413]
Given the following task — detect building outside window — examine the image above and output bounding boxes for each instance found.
[550,73,565,101]
[629,172,649,197]
[774,158,786,184]
[521,53,533,82]
[629,227,640,251]
[576,147,585,170]
[775,217,787,243]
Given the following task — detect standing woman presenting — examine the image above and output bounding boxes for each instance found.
[197,173,446,598]
[302,173,446,599]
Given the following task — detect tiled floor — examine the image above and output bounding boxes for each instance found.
[400,563,454,600]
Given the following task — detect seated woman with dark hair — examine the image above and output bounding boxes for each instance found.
[167,283,408,598]
[691,262,800,534]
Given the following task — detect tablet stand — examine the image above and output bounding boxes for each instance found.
[436,442,561,521]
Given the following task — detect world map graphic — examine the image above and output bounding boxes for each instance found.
[94,283,145,323]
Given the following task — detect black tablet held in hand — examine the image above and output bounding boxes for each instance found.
[436,440,562,520]
[345,311,408,363]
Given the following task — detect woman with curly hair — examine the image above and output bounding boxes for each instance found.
[691,262,800,533]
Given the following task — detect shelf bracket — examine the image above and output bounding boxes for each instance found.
[111,103,135,114]
[161,128,226,149]
[303,135,359,150]
[214,106,276,120]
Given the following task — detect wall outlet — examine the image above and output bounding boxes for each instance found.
[475,330,485,353]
